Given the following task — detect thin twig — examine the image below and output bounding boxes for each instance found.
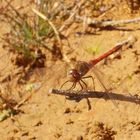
[14,93,32,110]
[59,5,78,32]
[76,16,140,28]
[49,88,140,104]
[59,0,85,33]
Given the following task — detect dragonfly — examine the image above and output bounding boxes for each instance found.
[60,36,136,91]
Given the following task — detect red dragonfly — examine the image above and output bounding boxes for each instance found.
[60,36,136,90]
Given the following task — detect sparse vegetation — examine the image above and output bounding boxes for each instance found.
[0,0,64,68]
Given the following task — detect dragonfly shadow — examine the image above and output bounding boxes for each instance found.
[50,89,140,105]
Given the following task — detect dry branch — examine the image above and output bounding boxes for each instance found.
[49,88,140,104]
[76,16,140,28]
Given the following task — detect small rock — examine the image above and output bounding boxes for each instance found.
[76,135,83,140]
[66,119,74,124]
[64,107,71,113]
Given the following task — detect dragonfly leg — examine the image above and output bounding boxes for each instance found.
[69,82,76,90]
[82,76,95,90]
[86,98,91,110]
[78,81,84,90]
[60,80,71,89]
[80,79,88,89]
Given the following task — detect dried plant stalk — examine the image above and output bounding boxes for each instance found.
[76,16,140,28]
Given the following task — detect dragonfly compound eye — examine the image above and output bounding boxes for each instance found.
[68,69,81,82]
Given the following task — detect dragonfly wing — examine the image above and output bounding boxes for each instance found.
[92,66,119,108]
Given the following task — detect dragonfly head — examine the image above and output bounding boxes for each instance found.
[68,69,81,82]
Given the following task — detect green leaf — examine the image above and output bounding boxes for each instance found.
[22,21,33,40]
[0,109,12,122]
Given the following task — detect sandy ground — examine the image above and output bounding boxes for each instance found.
[0,1,140,140]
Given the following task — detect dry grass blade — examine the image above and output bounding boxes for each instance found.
[58,0,86,33]
[32,8,62,48]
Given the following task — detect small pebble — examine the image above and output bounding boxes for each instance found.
[64,107,71,113]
